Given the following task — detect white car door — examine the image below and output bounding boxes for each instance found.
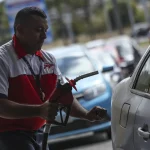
[133,55,150,150]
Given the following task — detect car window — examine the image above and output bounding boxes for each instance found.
[88,51,116,66]
[135,56,150,93]
[56,55,95,76]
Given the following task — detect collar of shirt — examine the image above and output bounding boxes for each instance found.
[12,34,43,60]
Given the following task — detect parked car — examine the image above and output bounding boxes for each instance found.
[111,46,150,150]
[46,44,113,142]
[87,50,122,88]
[130,22,150,38]
[106,35,142,69]
[85,39,106,50]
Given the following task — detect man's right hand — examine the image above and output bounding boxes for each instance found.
[39,100,59,122]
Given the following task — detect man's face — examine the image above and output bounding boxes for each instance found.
[19,15,48,53]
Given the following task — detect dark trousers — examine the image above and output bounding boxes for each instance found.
[0,129,49,150]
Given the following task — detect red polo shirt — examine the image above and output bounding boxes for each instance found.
[0,36,62,132]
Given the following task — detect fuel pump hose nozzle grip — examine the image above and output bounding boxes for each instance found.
[47,71,99,126]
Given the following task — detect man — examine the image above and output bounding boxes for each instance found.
[0,7,107,150]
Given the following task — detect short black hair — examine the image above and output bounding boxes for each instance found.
[14,6,47,33]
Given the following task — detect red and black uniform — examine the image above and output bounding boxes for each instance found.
[0,35,63,150]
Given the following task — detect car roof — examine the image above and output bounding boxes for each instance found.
[85,39,106,49]
[106,35,132,45]
[107,35,130,41]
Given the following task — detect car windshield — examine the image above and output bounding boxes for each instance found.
[56,52,95,76]
[89,51,115,66]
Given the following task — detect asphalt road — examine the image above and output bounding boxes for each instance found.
[49,132,113,150]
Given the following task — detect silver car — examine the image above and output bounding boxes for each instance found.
[111,46,150,150]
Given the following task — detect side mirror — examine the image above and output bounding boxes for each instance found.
[101,65,114,73]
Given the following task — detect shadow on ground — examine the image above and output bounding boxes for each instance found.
[49,132,111,150]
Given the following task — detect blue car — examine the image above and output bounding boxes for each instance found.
[46,44,112,142]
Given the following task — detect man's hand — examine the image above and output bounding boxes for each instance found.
[85,106,107,122]
[39,100,59,122]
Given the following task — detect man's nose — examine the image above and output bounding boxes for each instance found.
[40,31,47,39]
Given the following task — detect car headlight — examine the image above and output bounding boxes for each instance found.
[83,83,106,100]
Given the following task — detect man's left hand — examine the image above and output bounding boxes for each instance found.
[85,106,107,122]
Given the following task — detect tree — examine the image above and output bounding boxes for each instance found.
[0,2,11,45]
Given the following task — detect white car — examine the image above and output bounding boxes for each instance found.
[111,45,150,150]
[106,35,142,67]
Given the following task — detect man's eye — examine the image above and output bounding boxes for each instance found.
[37,28,42,32]
[37,28,47,33]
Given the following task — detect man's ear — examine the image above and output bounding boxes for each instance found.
[15,24,24,35]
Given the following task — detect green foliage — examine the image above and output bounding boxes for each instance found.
[135,11,145,23]
[0,3,9,28]
[107,0,145,29]
[72,18,89,35]
[118,1,130,26]
[0,0,146,42]
[44,0,150,38]
[0,2,11,45]
[91,8,106,33]
[133,5,145,22]
[45,0,87,11]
